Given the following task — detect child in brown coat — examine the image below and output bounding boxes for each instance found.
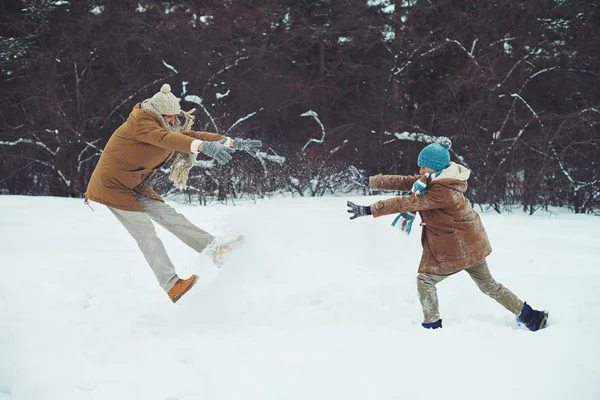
[347,138,548,331]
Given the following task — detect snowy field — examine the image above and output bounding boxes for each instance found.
[1,194,599,400]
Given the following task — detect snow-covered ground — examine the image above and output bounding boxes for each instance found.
[1,195,599,400]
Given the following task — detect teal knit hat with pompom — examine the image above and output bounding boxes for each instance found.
[417,137,452,171]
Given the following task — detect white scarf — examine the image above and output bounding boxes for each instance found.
[141,100,197,189]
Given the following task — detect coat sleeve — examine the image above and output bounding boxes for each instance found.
[369,174,421,192]
[188,130,226,142]
[370,186,451,218]
[132,113,195,153]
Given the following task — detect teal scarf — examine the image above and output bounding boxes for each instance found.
[391,172,439,234]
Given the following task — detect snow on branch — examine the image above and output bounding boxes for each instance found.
[226,108,263,135]
[577,180,599,192]
[420,44,444,57]
[580,108,600,115]
[57,170,71,187]
[386,131,438,143]
[551,145,575,185]
[519,67,558,93]
[386,131,470,168]
[489,37,516,47]
[77,153,101,172]
[216,89,230,99]
[496,54,531,89]
[445,38,480,67]
[496,77,547,140]
[393,47,421,76]
[0,138,56,155]
[420,38,480,68]
[520,67,596,93]
[549,145,598,192]
[301,110,326,152]
[162,60,178,74]
[184,94,219,133]
[470,38,478,55]
[495,95,514,140]
[30,159,71,188]
[510,93,544,128]
[489,118,535,183]
[77,139,103,172]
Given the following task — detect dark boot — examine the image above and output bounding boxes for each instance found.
[422,319,442,329]
[517,302,548,331]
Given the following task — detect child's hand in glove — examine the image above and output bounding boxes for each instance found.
[347,201,372,220]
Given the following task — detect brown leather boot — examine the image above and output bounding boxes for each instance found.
[168,275,198,303]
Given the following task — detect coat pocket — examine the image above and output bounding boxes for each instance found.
[116,170,144,189]
[427,231,467,262]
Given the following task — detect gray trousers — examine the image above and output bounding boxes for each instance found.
[417,259,524,324]
[108,196,214,292]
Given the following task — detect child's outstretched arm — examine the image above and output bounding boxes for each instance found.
[370,186,451,218]
[369,174,421,192]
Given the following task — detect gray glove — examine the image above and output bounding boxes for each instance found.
[347,201,372,220]
[201,141,234,165]
[232,138,262,156]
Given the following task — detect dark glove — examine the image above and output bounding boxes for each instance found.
[349,166,368,187]
[347,201,372,220]
[233,138,263,156]
[201,141,234,165]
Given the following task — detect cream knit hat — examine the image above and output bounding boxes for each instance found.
[148,83,181,115]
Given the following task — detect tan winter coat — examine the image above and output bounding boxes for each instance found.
[369,162,492,274]
[85,104,224,211]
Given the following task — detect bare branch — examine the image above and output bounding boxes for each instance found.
[0,138,56,155]
[77,139,103,172]
[226,109,263,135]
[162,60,178,74]
[184,94,219,133]
[510,93,544,128]
[203,56,250,95]
[445,38,480,68]
[301,110,326,152]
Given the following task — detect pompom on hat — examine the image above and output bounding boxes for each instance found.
[148,84,181,116]
[417,137,452,171]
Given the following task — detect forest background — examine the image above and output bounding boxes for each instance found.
[1,0,599,214]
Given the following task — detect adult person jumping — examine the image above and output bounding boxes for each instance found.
[85,84,261,303]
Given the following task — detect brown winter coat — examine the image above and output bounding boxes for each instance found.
[369,167,492,274]
[85,104,224,211]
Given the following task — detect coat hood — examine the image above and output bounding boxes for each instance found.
[430,162,471,192]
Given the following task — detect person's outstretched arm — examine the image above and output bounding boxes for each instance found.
[189,130,225,142]
[369,174,421,192]
[131,112,197,153]
[347,186,452,220]
[369,186,451,218]
[189,133,262,157]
